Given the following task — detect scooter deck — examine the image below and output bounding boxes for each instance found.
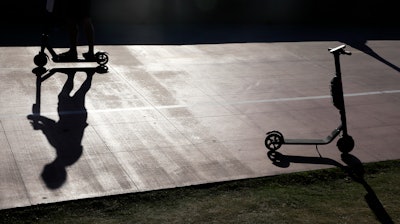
[50,51,108,64]
[52,57,97,63]
[283,126,342,145]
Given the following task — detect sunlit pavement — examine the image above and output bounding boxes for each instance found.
[1,27,399,209]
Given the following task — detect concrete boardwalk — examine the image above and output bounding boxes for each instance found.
[1,27,400,210]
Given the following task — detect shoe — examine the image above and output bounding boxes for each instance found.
[83,52,96,61]
[57,50,78,61]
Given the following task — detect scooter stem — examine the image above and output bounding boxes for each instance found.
[330,45,351,137]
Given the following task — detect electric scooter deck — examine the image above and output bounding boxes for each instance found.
[269,125,342,145]
[52,52,107,63]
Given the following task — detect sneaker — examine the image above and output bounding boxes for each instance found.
[83,52,96,60]
[58,50,78,61]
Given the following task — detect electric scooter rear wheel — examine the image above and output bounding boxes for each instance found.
[265,131,284,151]
[34,52,48,67]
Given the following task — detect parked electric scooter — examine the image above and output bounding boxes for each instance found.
[265,45,354,154]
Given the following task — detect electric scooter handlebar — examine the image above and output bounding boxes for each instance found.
[329,44,352,55]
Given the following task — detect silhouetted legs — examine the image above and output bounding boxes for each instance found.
[60,17,95,60]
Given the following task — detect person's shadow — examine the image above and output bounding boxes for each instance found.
[267,150,394,224]
[28,66,104,189]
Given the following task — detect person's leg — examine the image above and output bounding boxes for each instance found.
[59,18,78,59]
[82,17,95,58]
[59,0,79,59]
[68,19,79,54]
[81,0,95,59]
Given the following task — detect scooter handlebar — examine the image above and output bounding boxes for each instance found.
[329,44,352,55]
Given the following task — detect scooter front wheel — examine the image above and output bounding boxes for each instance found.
[95,52,109,65]
[337,135,354,153]
[34,52,48,67]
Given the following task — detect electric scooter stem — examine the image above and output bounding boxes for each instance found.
[331,46,351,137]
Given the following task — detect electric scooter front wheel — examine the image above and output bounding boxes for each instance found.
[34,52,48,67]
[265,131,284,151]
[337,135,354,153]
[95,52,109,65]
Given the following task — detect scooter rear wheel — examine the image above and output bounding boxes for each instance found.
[265,131,284,151]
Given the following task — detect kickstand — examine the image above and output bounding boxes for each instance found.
[315,145,322,158]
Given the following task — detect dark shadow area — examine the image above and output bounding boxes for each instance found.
[1,0,399,28]
[341,154,395,224]
[267,150,342,169]
[2,23,400,47]
[5,22,399,73]
[1,0,399,74]
[1,0,400,46]
[342,39,400,73]
[267,151,394,224]
[27,66,106,189]
[2,1,399,73]
[95,24,400,45]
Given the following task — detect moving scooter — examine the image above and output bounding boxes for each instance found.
[33,33,109,70]
[264,45,354,153]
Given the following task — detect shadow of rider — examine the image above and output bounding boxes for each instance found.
[28,68,94,189]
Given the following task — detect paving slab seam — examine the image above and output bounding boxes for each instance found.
[3,130,33,207]
[90,126,141,191]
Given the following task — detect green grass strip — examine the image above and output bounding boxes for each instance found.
[1,159,399,224]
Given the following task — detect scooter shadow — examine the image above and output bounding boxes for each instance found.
[267,151,394,224]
